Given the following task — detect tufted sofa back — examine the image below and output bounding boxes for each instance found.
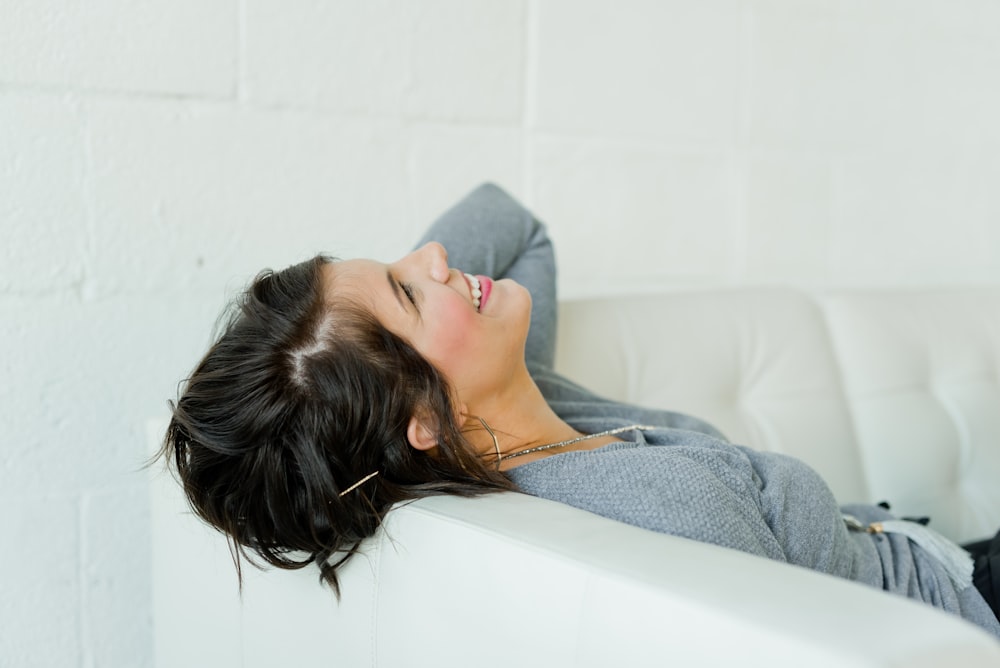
[821,289,1000,542]
[555,287,1000,543]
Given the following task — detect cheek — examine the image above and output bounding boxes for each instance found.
[421,303,480,371]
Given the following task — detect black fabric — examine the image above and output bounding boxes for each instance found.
[965,529,1000,622]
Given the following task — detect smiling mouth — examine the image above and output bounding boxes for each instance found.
[463,273,483,311]
[463,273,493,312]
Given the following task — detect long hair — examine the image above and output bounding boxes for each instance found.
[160,255,513,595]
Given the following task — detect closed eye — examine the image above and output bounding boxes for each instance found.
[400,282,417,306]
[387,270,418,314]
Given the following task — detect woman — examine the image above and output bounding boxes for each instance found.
[164,183,1000,638]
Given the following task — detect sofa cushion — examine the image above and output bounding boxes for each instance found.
[820,288,1000,542]
[555,288,868,505]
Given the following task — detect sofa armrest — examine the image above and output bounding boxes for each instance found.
[359,494,1000,666]
[153,464,1000,667]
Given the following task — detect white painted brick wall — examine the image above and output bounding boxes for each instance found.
[245,0,525,121]
[1,95,89,294]
[2,1,999,665]
[533,0,743,145]
[0,0,237,97]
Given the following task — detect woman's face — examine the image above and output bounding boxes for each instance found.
[323,242,532,408]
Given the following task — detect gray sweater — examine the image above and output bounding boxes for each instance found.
[419,183,1000,639]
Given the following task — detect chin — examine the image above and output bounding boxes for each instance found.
[507,279,533,309]
[507,284,533,326]
[485,278,531,315]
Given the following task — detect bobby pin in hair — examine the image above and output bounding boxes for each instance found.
[339,470,380,497]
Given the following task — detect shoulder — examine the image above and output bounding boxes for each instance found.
[508,439,760,511]
[507,442,785,559]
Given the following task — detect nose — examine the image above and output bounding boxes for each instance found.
[411,242,450,282]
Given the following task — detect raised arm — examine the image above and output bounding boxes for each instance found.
[415,183,558,370]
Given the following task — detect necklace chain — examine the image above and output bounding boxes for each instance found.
[498,424,656,462]
[338,424,659,496]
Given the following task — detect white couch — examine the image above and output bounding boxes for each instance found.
[150,287,1000,666]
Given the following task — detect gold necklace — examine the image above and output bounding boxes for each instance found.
[475,417,656,466]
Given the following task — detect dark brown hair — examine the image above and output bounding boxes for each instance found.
[160,255,513,595]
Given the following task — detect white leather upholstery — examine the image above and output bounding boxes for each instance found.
[555,289,869,507]
[820,289,1000,542]
[555,288,1000,543]
[150,288,1000,666]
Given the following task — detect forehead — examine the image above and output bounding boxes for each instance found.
[321,258,386,311]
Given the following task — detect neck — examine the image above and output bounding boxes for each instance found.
[462,367,586,470]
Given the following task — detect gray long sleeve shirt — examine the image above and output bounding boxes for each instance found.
[418,183,1000,639]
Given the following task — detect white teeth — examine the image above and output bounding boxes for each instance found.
[464,273,482,311]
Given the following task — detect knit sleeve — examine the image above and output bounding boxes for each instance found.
[415,183,558,370]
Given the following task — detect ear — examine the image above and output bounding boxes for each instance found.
[406,413,439,452]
